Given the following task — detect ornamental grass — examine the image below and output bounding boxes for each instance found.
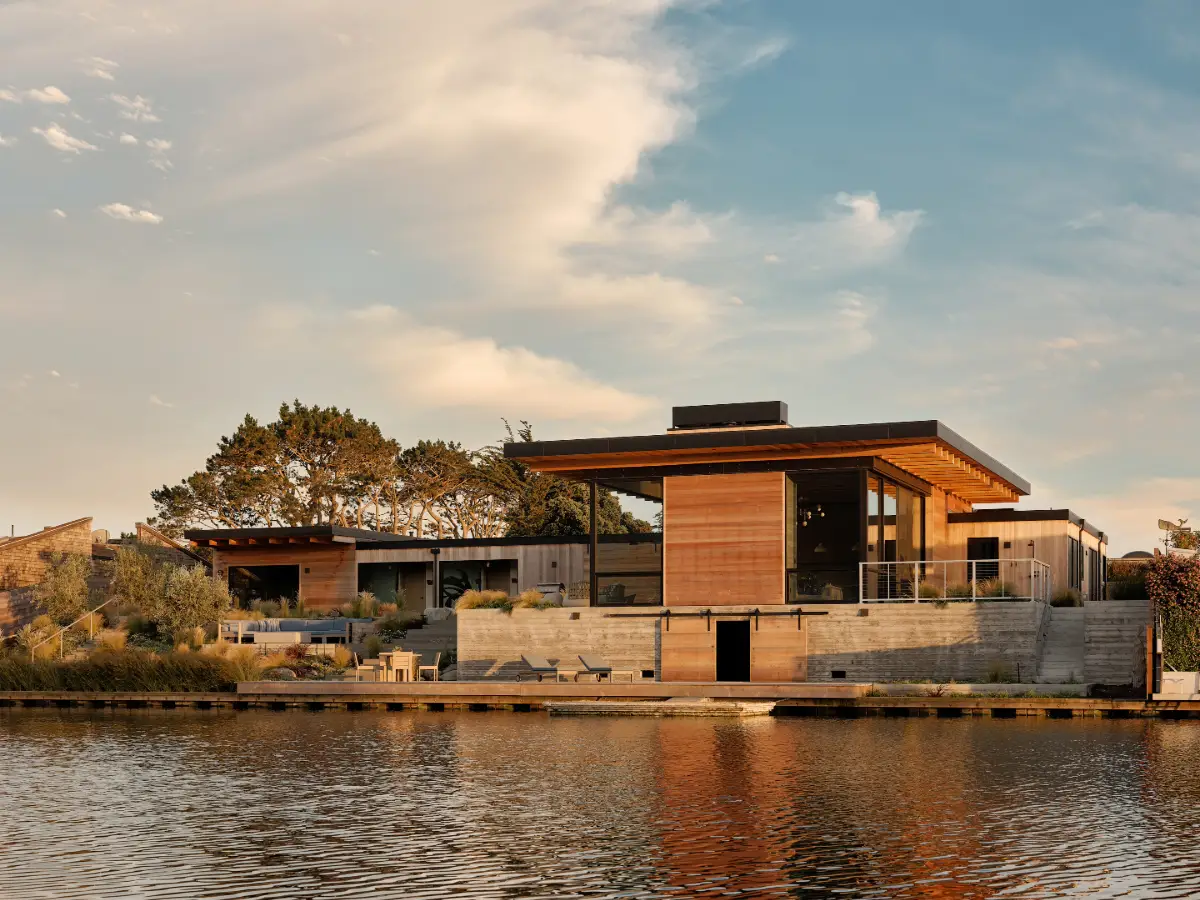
[0,649,237,692]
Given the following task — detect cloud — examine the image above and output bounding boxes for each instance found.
[32,123,98,153]
[110,94,160,122]
[1069,477,1200,555]
[27,86,70,104]
[0,134,12,147]
[49,370,61,377]
[148,394,173,408]
[83,57,119,80]
[52,209,66,218]
[145,138,172,152]
[119,133,138,145]
[1044,337,1080,350]
[0,89,19,103]
[763,253,780,263]
[344,305,656,422]
[99,203,163,224]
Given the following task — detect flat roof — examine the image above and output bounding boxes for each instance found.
[187,525,662,550]
[506,419,1031,502]
[947,508,1106,542]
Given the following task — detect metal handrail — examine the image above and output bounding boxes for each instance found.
[27,596,118,660]
[858,558,1052,603]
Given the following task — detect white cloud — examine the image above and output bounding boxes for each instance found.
[31,123,97,153]
[83,57,119,80]
[119,133,138,145]
[1044,336,1080,350]
[27,86,70,104]
[49,370,61,377]
[0,134,12,147]
[110,94,160,122]
[763,253,780,263]
[99,203,163,224]
[0,89,19,103]
[52,209,66,218]
[146,138,172,152]
[348,307,656,421]
[148,394,173,408]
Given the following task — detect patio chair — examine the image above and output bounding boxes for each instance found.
[519,654,561,682]
[577,655,637,684]
[417,651,442,682]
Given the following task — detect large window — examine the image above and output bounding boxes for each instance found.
[790,469,926,603]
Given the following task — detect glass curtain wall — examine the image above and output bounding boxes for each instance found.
[791,469,926,602]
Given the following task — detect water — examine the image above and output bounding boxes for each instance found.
[3,711,1200,899]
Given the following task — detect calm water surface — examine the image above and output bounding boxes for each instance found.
[3,710,1200,899]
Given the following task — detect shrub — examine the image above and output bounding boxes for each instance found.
[284,643,309,662]
[978,578,1017,599]
[1146,552,1200,671]
[917,583,944,600]
[111,546,167,615]
[96,630,127,652]
[331,645,353,669]
[149,566,233,636]
[455,589,512,612]
[35,552,93,625]
[375,615,407,643]
[363,635,382,659]
[945,583,974,599]
[347,591,380,619]
[15,615,66,660]
[1051,588,1082,608]
[251,599,281,618]
[378,602,399,616]
[513,589,558,610]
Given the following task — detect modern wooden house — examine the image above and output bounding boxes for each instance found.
[506,401,1108,609]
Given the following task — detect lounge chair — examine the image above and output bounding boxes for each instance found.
[519,654,562,682]
[577,655,637,684]
[417,651,442,682]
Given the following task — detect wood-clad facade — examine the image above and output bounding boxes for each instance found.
[662,472,786,607]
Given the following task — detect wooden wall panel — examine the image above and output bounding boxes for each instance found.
[213,545,356,611]
[663,472,786,607]
[660,616,716,682]
[750,617,808,682]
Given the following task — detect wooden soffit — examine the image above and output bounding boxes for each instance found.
[522,438,1023,504]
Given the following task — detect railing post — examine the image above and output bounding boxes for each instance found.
[971,562,977,602]
[59,630,64,659]
[858,563,864,603]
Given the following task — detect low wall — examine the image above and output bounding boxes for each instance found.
[1084,600,1150,687]
[804,601,1049,683]
[458,602,1053,684]
[457,608,659,680]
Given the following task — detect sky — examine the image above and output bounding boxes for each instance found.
[2,0,1200,553]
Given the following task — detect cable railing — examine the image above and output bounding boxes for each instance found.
[27,597,118,660]
[858,558,1051,603]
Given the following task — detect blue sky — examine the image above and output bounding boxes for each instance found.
[2,0,1200,552]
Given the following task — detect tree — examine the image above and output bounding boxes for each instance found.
[1164,519,1200,551]
[34,552,93,625]
[475,421,653,536]
[111,546,168,612]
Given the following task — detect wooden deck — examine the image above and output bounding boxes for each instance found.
[1,681,1194,717]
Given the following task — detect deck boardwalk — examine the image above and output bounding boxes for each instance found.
[1,684,1194,718]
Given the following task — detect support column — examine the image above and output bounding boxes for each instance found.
[589,480,598,607]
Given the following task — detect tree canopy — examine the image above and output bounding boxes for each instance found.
[150,403,653,539]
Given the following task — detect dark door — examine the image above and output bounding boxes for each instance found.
[716,620,751,682]
[967,537,1000,581]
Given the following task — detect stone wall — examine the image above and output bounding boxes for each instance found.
[1084,599,1151,688]
[457,608,659,680]
[0,587,38,635]
[804,602,1050,683]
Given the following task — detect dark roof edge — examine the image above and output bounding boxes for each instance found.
[947,509,1106,542]
[505,419,1030,495]
[184,526,664,549]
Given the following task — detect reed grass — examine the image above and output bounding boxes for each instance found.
[0,649,237,692]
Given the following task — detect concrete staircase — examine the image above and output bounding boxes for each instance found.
[1037,607,1086,683]
[396,615,457,655]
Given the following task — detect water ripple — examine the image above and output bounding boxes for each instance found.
[3,712,1200,899]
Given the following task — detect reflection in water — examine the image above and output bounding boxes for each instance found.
[3,711,1200,898]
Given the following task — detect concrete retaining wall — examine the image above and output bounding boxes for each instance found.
[458,602,1055,684]
[457,608,659,680]
[1084,599,1150,687]
[804,602,1049,683]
